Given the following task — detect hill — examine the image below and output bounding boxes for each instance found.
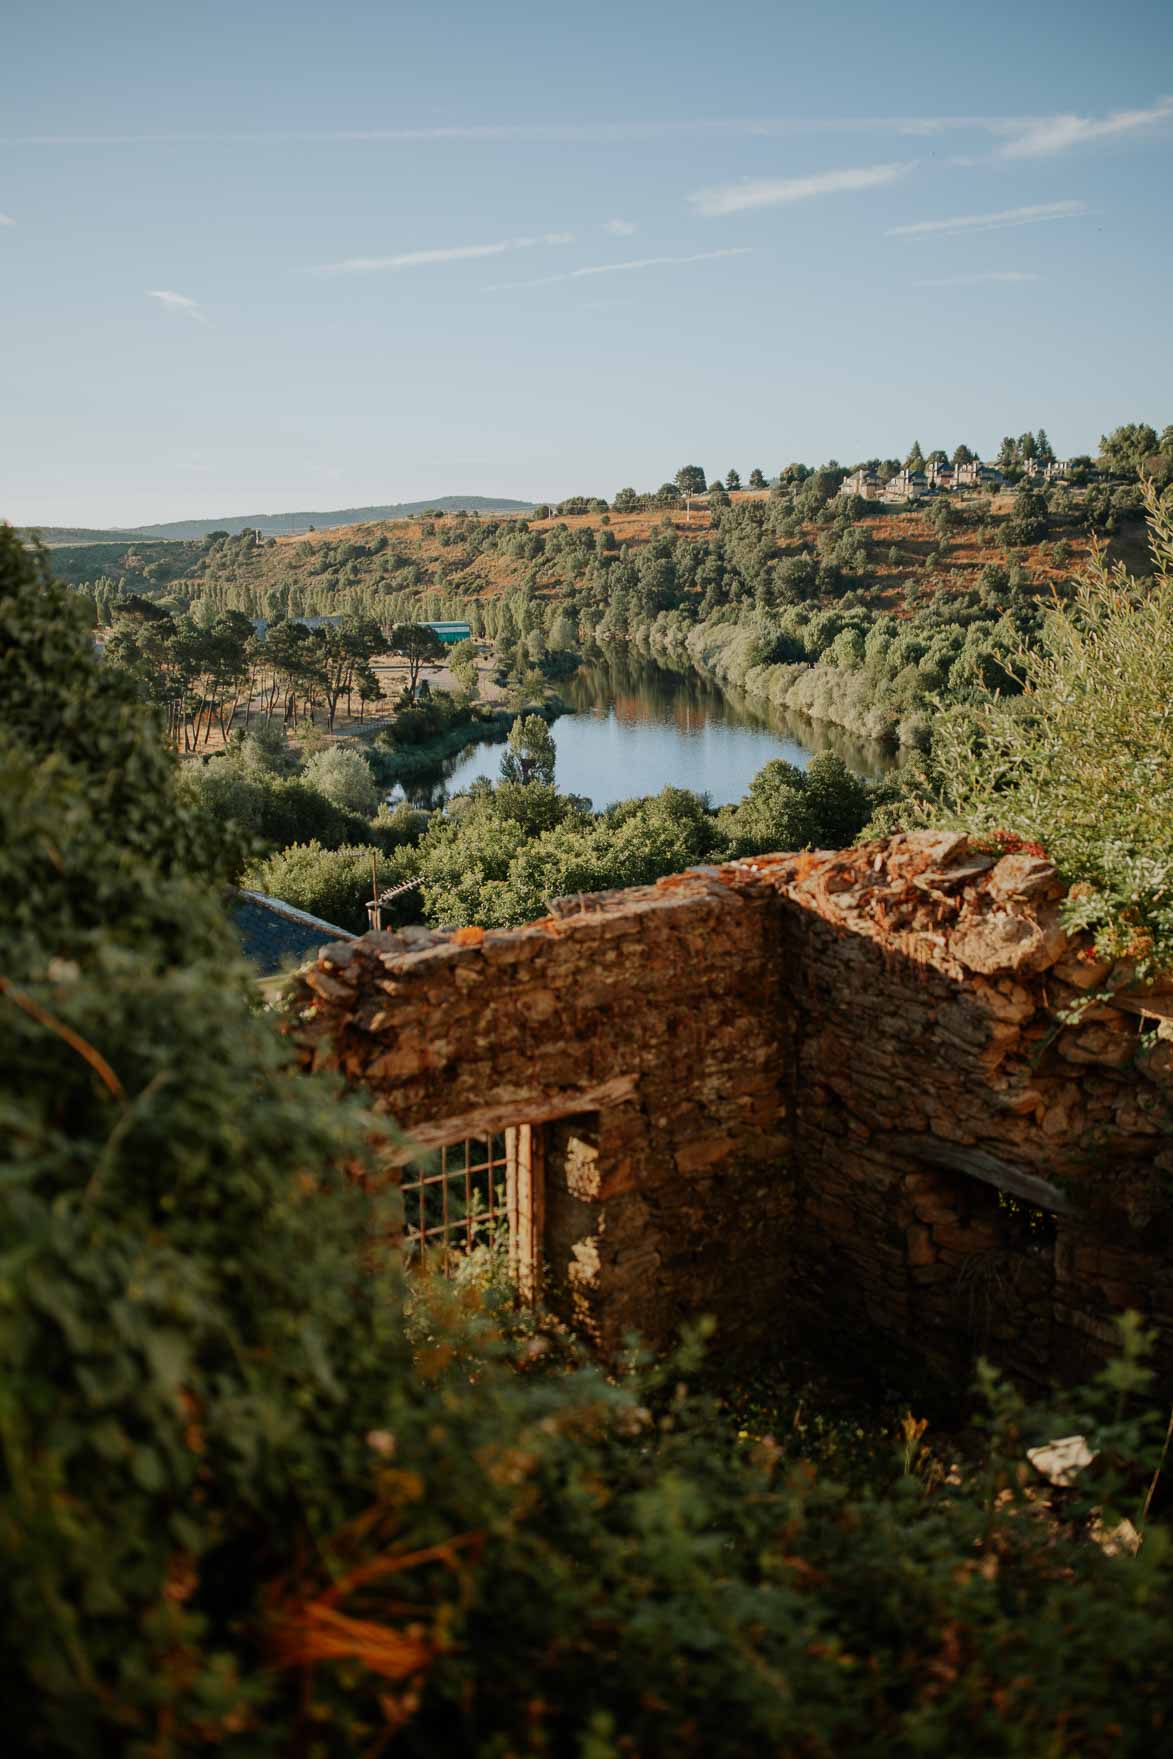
[83,485,1138,614]
[16,526,163,548]
[62,472,1152,749]
[127,495,537,541]
[15,496,537,546]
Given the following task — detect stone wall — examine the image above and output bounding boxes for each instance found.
[287,834,1173,1383]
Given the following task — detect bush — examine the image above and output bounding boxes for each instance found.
[301,744,380,816]
[912,488,1173,969]
[718,753,871,856]
[0,525,398,1747]
[243,839,411,932]
[180,765,371,868]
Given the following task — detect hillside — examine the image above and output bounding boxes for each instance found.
[62,471,1154,751]
[14,495,537,546]
[127,494,538,540]
[17,525,162,548]
[59,484,1145,619]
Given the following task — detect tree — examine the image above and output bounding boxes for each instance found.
[748,468,767,489]
[674,465,707,496]
[1100,422,1161,480]
[1035,427,1055,464]
[448,636,479,697]
[499,714,556,786]
[302,745,380,816]
[612,487,640,512]
[905,441,925,471]
[725,468,742,491]
[244,838,404,932]
[388,622,445,701]
[919,486,1173,968]
[308,615,384,730]
[952,444,975,467]
[0,526,400,1740]
[1005,484,1048,546]
[998,436,1018,469]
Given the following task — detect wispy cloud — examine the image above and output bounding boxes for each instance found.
[146,289,207,323]
[690,161,914,217]
[604,217,638,235]
[8,105,1170,153]
[0,212,14,225]
[485,247,750,291]
[313,231,573,275]
[995,96,1173,158]
[913,270,1040,288]
[0,115,1047,149]
[887,200,1088,239]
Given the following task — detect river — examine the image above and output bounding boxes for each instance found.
[406,651,901,810]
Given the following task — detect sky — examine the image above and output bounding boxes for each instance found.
[3,0,1172,527]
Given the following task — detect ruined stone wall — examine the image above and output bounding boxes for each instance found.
[766,833,1173,1384]
[288,834,1173,1382]
[291,871,796,1348]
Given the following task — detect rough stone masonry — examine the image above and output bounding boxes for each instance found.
[286,833,1173,1385]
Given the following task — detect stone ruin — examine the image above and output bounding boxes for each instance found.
[286,833,1173,1387]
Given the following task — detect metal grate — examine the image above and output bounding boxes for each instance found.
[401,1134,510,1270]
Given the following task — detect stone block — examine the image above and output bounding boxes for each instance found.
[906,1225,936,1268]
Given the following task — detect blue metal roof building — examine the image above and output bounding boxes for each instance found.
[232,889,355,980]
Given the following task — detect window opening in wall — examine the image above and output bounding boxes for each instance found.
[996,1187,1057,1247]
[402,1133,510,1272]
[954,1186,1057,1344]
[401,1125,544,1291]
[904,1158,1058,1370]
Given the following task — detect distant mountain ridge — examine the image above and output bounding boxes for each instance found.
[21,495,539,546]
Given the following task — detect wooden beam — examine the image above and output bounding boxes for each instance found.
[888,1133,1073,1215]
[507,1124,545,1306]
[382,1074,637,1165]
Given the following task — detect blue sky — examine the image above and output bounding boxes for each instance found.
[3,0,1172,526]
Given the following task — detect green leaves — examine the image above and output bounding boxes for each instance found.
[911,488,1173,970]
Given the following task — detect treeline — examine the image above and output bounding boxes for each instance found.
[100,596,476,749]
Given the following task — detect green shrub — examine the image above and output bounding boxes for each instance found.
[179,764,371,868]
[0,526,398,1748]
[910,488,1173,970]
[244,840,413,932]
[301,743,380,815]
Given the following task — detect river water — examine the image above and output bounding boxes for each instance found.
[414,651,899,811]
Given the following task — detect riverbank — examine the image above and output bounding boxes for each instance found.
[632,616,926,749]
[370,698,566,788]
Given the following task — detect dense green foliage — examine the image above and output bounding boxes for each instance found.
[0,526,399,1747]
[243,746,880,933]
[46,426,1164,767]
[883,490,1173,971]
[244,839,410,933]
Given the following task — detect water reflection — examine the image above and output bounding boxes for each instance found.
[406,650,900,810]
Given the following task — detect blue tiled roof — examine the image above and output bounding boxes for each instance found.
[232,890,355,977]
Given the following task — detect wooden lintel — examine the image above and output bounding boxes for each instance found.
[888,1132,1074,1215]
[384,1074,637,1166]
